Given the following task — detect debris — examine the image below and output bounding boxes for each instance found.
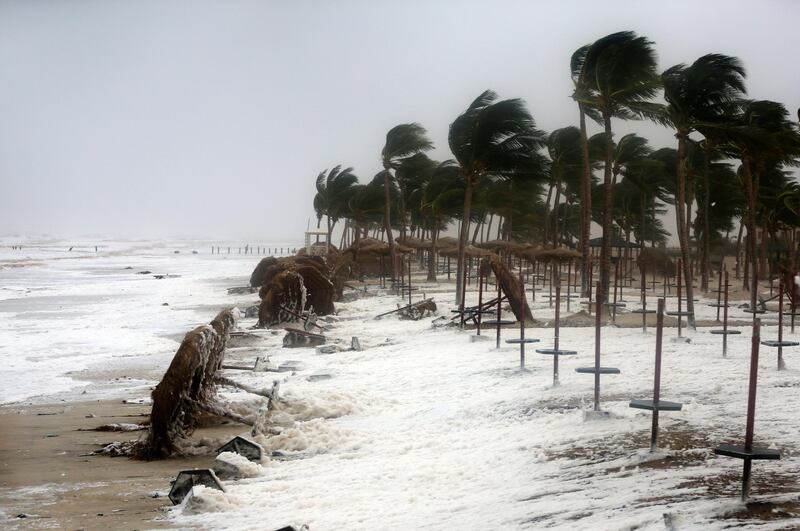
[351,336,362,351]
[217,436,263,462]
[283,328,326,348]
[213,451,264,479]
[307,370,334,381]
[168,469,225,505]
[278,360,306,372]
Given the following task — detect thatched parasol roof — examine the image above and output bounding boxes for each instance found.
[397,236,433,250]
[438,245,495,258]
[533,247,582,262]
[353,238,413,256]
[436,236,458,249]
[479,239,520,251]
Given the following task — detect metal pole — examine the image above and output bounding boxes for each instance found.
[742,318,761,499]
[477,266,484,336]
[723,270,730,357]
[519,271,526,369]
[496,278,502,349]
[408,256,412,306]
[594,282,602,411]
[716,267,723,322]
[641,263,647,332]
[567,259,572,312]
[677,259,683,337]
[778,278,785,370]
[651,298,665,452]
[554,285,561,386]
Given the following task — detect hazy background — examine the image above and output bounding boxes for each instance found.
[1,0,798,242]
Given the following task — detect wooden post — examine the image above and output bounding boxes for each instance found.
[677,259,683,337]
[567,259,573,312]
[651,298,665,452]
[519,271,526,369]
[477,266,484,336]
[778,278,785,370]
[716,267,724,322]
[723,270,732,353]
[743,319,761,499]
[554,285,561,385]
[495,278,502,349]
[594,282,602,410]
[407,255,412,306]
[641,263,647,332]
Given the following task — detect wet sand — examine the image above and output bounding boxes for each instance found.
[0,399,242,530]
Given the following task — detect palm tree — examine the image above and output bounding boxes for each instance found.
[575,31,661,304]
[416,160,464,281]
[545,126,583,247]
[449,90,547,305]
[570,44,603,296]
[394,152,437,241]
[381,124,433,279]
[724,100,800,308]
[313,165,359,245]
[660,53,746,326]
[344,182,385,248]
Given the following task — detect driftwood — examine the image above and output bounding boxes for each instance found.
[482,256,534,324]
[139,308,236,458]
[375,298,436,319]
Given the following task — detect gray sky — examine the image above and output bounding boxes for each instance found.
[1,0,798,241]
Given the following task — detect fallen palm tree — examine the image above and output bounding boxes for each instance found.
[138,308,238,459]
[481,255,535,324]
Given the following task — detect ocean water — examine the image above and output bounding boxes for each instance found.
[0,236,297,404]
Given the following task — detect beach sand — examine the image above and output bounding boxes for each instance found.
[0,399,242,530]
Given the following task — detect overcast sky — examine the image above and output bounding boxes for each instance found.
[1,0,798,242]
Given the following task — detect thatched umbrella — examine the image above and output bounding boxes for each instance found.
[533,247,582,263]
[439,245,494,259]
[481,255,534,324]
[437,236,458,249]
[479,239,520,251]
[396,236,433,250]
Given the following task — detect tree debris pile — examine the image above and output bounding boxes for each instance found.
[481,255,535,324]
[138,308,237,459]
[251,255,337,327]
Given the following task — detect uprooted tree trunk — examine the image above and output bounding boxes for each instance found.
[138,308,236,459]
[481,255,534,324]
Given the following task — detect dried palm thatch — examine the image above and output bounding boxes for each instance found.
[295,264,335,315]
[480,239,520,251]
[397,236,433,250]
[257,270,307,327]
[249,257,278,287]
[482,255,535,324]
[637,247,676,276]
[436,236,458,249]
[533,247,582,262]
[139,308,236,459]
[439,245,494,259]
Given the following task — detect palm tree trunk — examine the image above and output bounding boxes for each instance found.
[327,216,333,248]
[428,227,439,282]
[600,112,615,303]
[485,214,493,244]
[455,180,474,305]
[741,155,758,308]
[553,183,562,247]
[383,170,397,278]
[701,145,711,291]
[398,183,407,243]
[640,193,647,247]
[676,133,696,328]
[543,183,554,245]
[471,219,481,245]
[578,104,592,297]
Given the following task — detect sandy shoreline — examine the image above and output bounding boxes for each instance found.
[0,398,248,530]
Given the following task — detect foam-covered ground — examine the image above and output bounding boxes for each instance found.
[176,272,799,530]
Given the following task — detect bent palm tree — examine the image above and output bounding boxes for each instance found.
[661,53,746,327]
[381,124,433,279]
[576,31,662,304]
[449,90,547,305]
[314,165,359,244]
